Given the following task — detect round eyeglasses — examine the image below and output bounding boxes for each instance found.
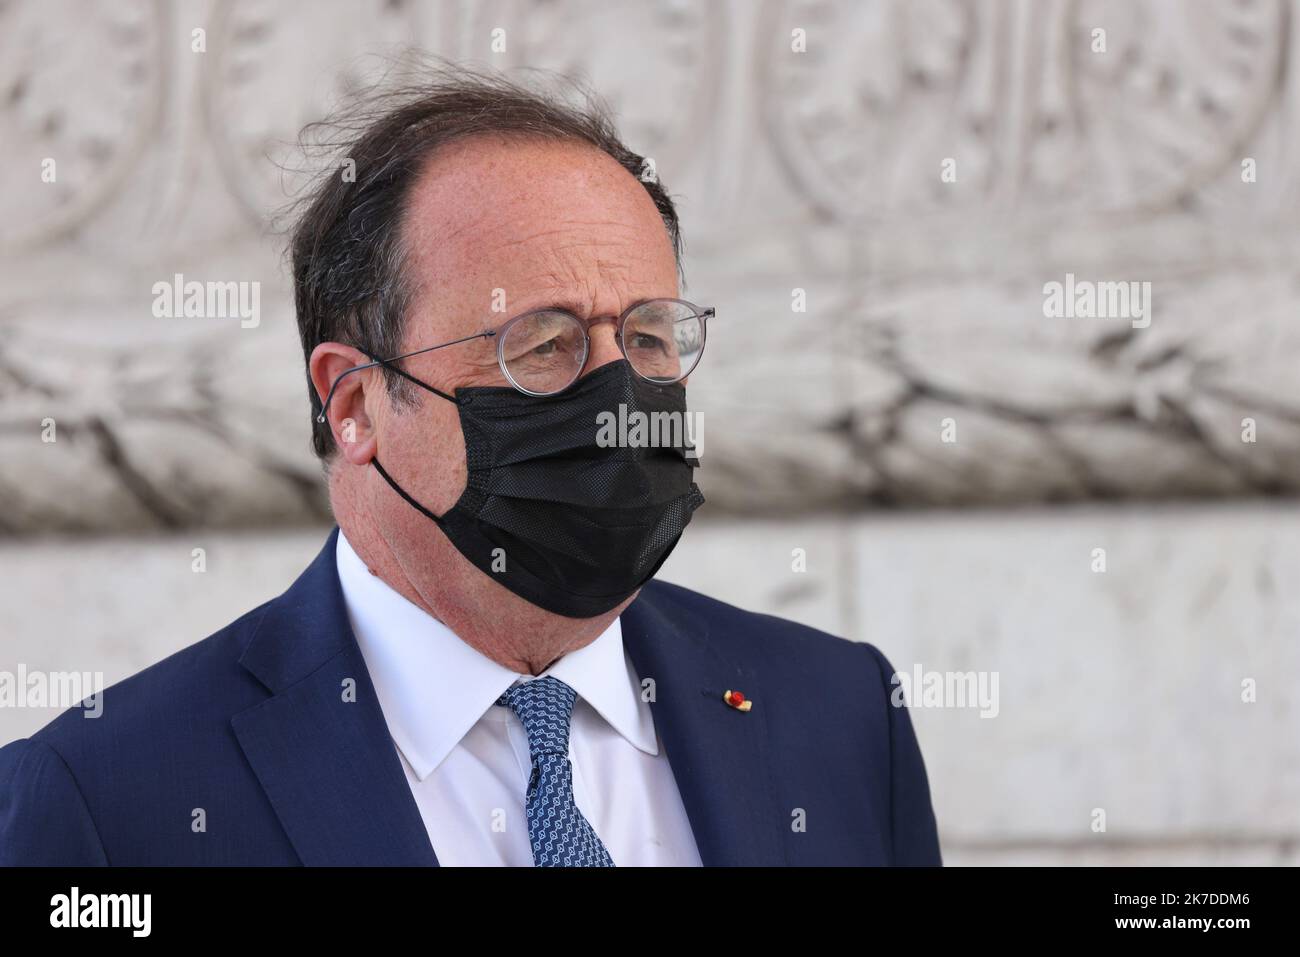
[497,297,710,396]
[317,298,714,421]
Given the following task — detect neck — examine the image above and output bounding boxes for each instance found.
[334,484,621,674]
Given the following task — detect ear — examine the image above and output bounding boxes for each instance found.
[309,342,379,466]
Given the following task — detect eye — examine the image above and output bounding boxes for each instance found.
[628,332,665,351]
[505,332,566,363]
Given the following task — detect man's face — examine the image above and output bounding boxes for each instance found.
[364,133,681,616]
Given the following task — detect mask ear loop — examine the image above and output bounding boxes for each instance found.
[315,348,467,520]
[371,457,449,525]
[358,349,463,523]
[317,331,497,425]
[358,349,459,404]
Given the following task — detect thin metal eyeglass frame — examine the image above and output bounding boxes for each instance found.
[316,298,714,421]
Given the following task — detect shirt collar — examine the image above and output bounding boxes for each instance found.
[335,530,658,781]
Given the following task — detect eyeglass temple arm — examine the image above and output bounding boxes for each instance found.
[315,330,496,423]
[662,307,713,327]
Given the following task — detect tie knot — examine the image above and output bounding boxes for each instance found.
[495,675,577,759]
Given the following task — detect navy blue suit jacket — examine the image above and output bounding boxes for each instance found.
[0,527,941,866]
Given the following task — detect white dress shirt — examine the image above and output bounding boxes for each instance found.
[335,530,702,866]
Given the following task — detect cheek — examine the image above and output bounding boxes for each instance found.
[376,391,468,516]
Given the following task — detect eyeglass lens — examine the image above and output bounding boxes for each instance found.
[499,299,706,396]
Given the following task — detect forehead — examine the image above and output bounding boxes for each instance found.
[398,134,678,329]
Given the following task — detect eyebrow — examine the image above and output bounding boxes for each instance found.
[537,298,594,318]
[499,297,662,324]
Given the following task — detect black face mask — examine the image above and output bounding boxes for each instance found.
[371,359,705,619]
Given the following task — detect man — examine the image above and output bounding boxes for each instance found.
[0,66,940,866]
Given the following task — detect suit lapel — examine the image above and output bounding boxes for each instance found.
[231,528,439,866]
[230,528,784,866]
[622,585,788,866]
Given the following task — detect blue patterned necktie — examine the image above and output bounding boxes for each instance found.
[495,675,616,867]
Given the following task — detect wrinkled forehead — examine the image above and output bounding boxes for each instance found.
[398,134,678,339]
